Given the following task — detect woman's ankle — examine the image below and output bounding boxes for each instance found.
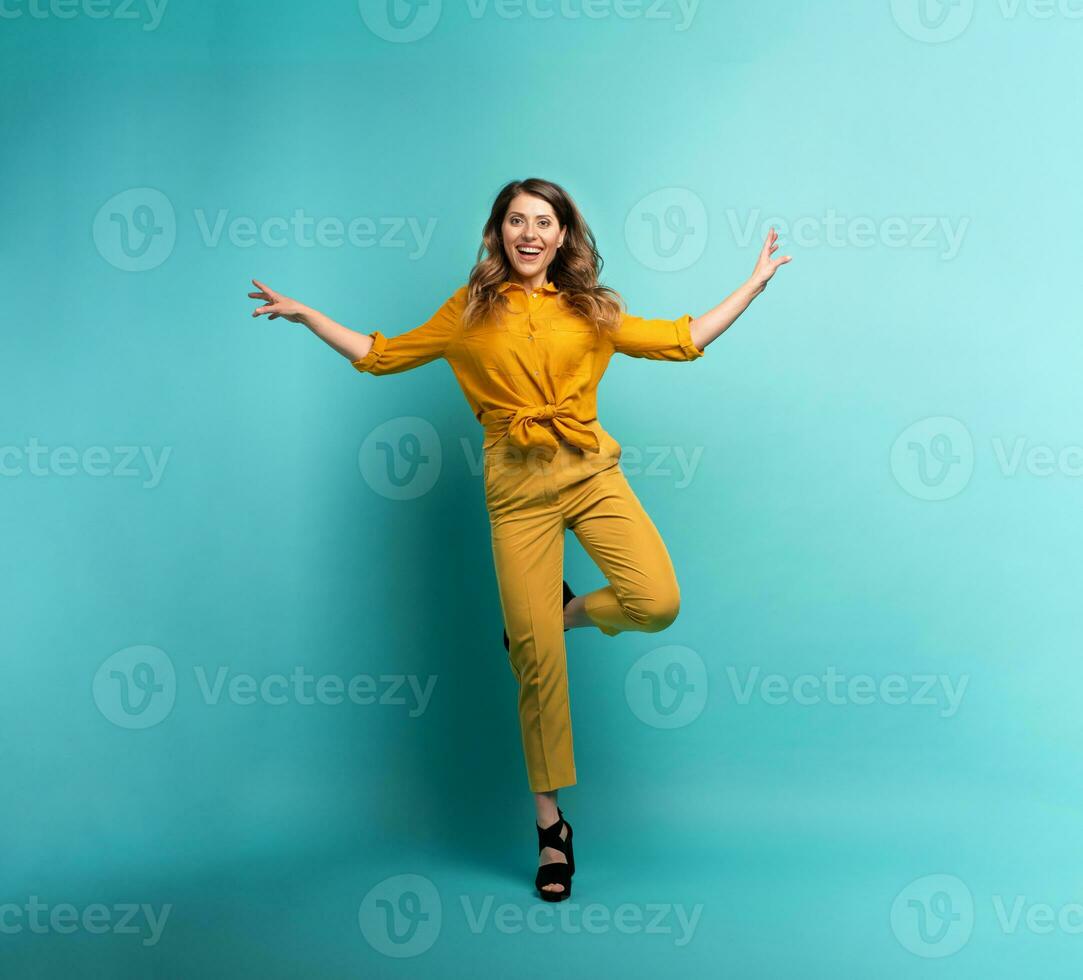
[533,792,560,826]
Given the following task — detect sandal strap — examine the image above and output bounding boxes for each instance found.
[536,808,570,854]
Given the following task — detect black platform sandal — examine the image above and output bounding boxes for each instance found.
[504,580,576,652]
[535,806,575,902]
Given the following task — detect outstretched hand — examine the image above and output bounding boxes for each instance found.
[248,279,309,323]
[748,228,792,293]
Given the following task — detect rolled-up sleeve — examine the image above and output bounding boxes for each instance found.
[611,311,704,361]
[352,287,464,376]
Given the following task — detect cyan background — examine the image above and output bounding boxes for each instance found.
[4,0,1083,976]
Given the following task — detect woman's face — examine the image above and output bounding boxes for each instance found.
[501,192,565,282]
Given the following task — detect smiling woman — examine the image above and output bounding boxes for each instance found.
[247,175,791,904]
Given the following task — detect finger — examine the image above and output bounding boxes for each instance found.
[252,279,277,299]
[248,291,268,299]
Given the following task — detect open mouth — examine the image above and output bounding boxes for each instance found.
[515,244,543,262]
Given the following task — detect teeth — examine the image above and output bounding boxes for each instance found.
[518,246,541,254]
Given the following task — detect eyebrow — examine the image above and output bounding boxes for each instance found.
[507,211,555,219]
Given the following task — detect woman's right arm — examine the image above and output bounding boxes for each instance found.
[249,279,373,361]
[249,279,465,375]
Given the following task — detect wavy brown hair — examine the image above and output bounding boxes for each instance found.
[462,178,624,333]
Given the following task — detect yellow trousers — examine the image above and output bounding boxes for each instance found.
[483,420,682,793]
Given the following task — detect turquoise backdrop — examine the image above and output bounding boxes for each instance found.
[4,0,1083,976]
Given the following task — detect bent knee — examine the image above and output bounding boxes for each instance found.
[624,589,681,632]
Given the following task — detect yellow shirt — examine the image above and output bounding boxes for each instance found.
[352,279,705,460]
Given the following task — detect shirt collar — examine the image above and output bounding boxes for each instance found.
[498,279,558,295]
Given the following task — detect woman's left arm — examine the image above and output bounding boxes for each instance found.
[688,228,792,352]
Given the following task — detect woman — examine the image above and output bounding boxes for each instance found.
[248,177,791,902]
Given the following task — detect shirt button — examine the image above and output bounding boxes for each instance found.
[534,371,539,375]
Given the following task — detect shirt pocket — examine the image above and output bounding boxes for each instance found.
[546,316,599,378]
[504,308,533,338]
